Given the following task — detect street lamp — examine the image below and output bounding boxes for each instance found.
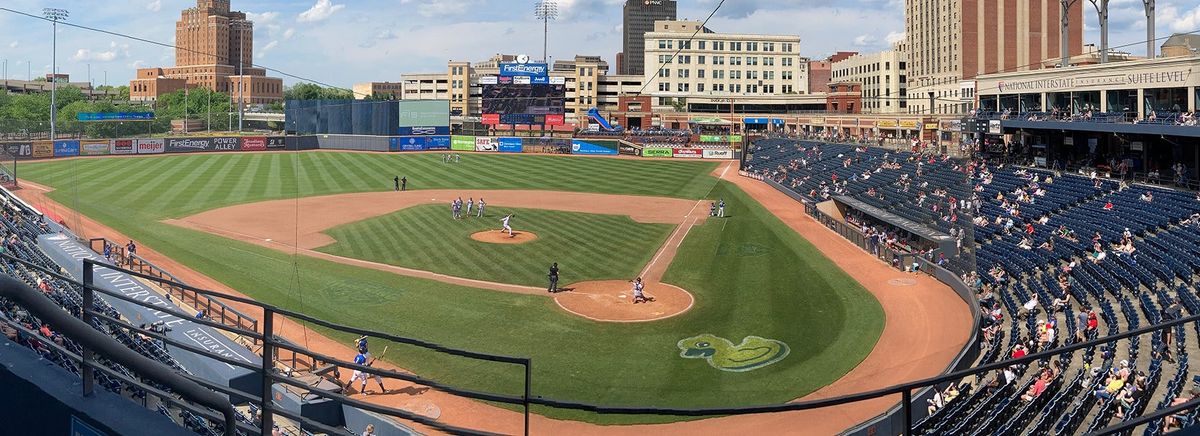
[43,7,69,140]
[534,0,558,63]
[231,20,251,133]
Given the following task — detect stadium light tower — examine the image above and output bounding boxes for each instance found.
[534,0,558,62]
[43,7,69,141]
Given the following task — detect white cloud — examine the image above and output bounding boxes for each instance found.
[72,49,118,62]
[128,60,147,69]
[853,34,876,46]
[247,11,280,25]
[283,28,296,40]
[258,40,279,58]
[7,41,16,49]
[145,0,161,12]
[885,31,906,45]
[1164,4,1200,32]
[298,0,345,23]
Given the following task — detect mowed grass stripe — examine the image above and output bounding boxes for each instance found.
[319,205,672,286]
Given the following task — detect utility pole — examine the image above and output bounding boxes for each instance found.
[43,8,69,141]
[534,0,558,62]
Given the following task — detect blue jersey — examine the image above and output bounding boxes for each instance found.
[354,354,367,365]
[357,338,368,352]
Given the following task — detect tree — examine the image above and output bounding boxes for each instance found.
[284,83,353,101]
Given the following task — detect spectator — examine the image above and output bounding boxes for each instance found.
[1094,373,1125,400]
[1163,390,1200,432]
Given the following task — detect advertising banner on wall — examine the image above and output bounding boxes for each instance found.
[451,135,475,151]
[672,148,704,158]
[699,135,744,143]
[642,148,673,158]
[481,114,500,125]
[266,137,287,149]
[240,137,268,151]
[165,138,213,153]
[53,140,80,157]
[80,140,111,156]
[544,114,565,125]
[497,137,523,153]
[570,139,619,156]
[398,126,451,136]
[32,141,53,159]
[110,139,136,155]
[137,138,165,154]
[2,143,33,159]
[398,100,450,128]
[212,137,239,151]
[389,136,451,151]
[474,137,498,152]
[702,148,734,159]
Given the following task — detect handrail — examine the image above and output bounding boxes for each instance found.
[0,273,237,436]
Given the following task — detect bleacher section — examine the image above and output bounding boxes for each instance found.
[748,138,1200,434]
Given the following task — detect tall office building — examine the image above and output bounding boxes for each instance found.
[904,0,1083,114]
[622,0,677,76]
[130,0,282,104]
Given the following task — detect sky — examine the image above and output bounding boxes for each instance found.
[1,0,1200,89]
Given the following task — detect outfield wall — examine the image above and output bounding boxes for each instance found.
[0,134,731,161]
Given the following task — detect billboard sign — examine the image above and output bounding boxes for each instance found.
[703,149,734,159]
[137,138,165,154]
[398,126,451,136]
[212,137,239,151]
[699,135,744,143]
[481,113,500,125]
[389,136,451,151]
[570,139,619,156]
[451,135,475,151]
[642,148,673,158]
[398,100,450,128]
[32,141,54,158]
[266,137,286,149]
[672,148,704,158]
[110,139,136,155]
[2,142,32,159]
[544,114,565,125]
[499,62,549,78]
[53,140,80,157]
[240,137,268,151]
[80,140,110,156]
[474,137,498,152]
[497,137,523,153]
[76,112,154,122]
[165,138,213,153]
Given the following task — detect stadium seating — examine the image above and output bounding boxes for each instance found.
[748,138,1200,434]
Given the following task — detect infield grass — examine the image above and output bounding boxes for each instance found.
[18,152,884,424]
[318,205,673,287]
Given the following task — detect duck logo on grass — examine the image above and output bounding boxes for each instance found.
[677,334,790,372]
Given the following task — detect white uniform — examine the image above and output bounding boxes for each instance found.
[632,281,645,302]
[501,215,513,236]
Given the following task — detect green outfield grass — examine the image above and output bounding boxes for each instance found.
[18,152,884,424]
[318,205,673,287]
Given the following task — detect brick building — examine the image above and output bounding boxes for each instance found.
[129,0,282,104]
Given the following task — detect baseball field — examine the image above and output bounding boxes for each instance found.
[18,151,884,424]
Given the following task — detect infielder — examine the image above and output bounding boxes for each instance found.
[500,214,514,237]
[466,198,474,217]
[632,277,649,304]
[477,198,486,217]
[349,350,386,395]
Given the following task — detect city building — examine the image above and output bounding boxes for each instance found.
[621,0,677,76]
[904,0,1084,115]
[641,20,813,113]
[400,73,449,101]
[830,45,908,113]
[129,0,282,104]
[1161,33,1200,58]
[351,82,403,100]
[808,51,858,93]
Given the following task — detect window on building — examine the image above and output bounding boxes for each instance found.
[764,71,774,80]
[715,83,725,92]
[747,42,758,51]
[782,57,793,67]
[748,84,758,93]
[764,42,775,52]
[747,57,758,66]
[677,69,689,78]
[764,57,774,66]
[782,85,793,93]
[714,56,725,65]
[734,84,742,93]
[698,69,706,79]
[659,82,670,91]
[782,71,792,80]
[730,70,741,79]
[731,56,742,65]
[698,55,706,65]
[677,83,689,92]
[713,70,724,79]
[697,83,705,92]
[747,71,758,80]
[714,41,725,51]
[731,42,742,51]
[698,41,707,50]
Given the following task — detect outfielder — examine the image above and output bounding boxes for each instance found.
[500,214,514,237]
[477,198,486,217]
[718,199,726,217]
[466,198,474,217]
[349,350,386,395]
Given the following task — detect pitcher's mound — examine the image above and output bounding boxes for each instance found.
[470,230,537,244]
[554,280,693,322]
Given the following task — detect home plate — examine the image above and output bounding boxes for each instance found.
[265,238,272,242]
